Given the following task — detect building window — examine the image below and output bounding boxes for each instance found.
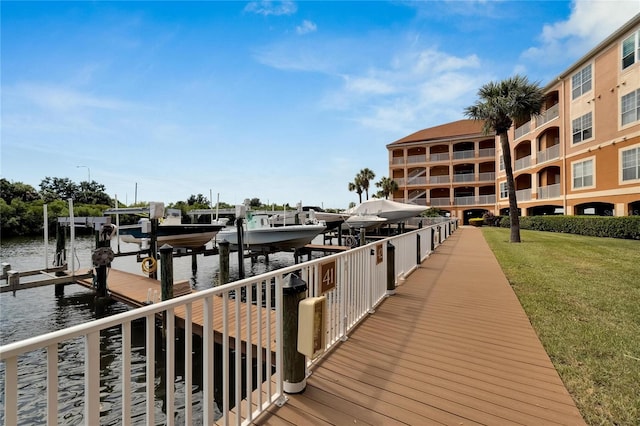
[621,89,640,126]
[571,64,592,99]
[499,155,504,171]
[499,182,508,199]
[573,159,594,189]
[622,29,640,70]
[622,146,640,182]
[572,112,593,144]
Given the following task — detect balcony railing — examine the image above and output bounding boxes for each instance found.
[429,175,450,184]
[454,196,476,206]
[514,155,531,171]
[535,103,559,127]
[430,153,449,162]
[453,173,476,183]
[430,197,451,206]
[407,176,427,185]
[393,178,405,186]
[516,188,532,202]
[537,144,560,164]
[514,121,531,139]
[392,157,404,165]
[407,154,427,164]
[478,172,496,181]
[453,150,475,160]
[538,183,561,199]
[478,194,496,204]
[478,148,495,158]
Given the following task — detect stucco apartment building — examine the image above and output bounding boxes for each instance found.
[387,14,640,224]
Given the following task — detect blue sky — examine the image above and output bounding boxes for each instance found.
[2,1,639,209]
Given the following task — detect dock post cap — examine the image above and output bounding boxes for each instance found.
[159,243,173,251]
[282,273,307,295]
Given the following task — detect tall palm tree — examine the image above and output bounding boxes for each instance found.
[375,176,399,199]
[348,176,364,203]
[464,75,545,243]
[358,168,376,200]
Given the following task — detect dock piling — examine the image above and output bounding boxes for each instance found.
[219,241,230,285]
[160,244,174,301]
[386,243,396,295]
[282,274,307,394]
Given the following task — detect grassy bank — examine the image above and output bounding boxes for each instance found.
[481,228,639,425]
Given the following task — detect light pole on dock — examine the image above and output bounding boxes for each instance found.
[76,165,91,182]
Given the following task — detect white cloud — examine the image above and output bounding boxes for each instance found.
[244,1,297,16]
[522,0,640,63]
[296,20,317,35]
[11,83,132,112]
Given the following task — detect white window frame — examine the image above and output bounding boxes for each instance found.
[571,157,595,190]
[499,181,508,199]
[571,64,592,100]
[620,144,640,184]
[622,29,640,70]
[572,112,593,144]
[621,89,640,127]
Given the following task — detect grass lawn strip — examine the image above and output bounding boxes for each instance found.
[481,228,640,426]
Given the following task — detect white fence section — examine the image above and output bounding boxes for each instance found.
[0,221,457,425]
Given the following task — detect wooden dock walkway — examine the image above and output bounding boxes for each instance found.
[255,226,586,425]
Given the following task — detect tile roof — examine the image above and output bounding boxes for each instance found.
[387,119,488,146]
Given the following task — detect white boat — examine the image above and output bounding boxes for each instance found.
[346,199,427,224]
[119,215,224,249]
[343,214,387,230]
[216,213,326,252]
[268,207,348,230]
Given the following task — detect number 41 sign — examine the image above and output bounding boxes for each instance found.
[320,259,336,294]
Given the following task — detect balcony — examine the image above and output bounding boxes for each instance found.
[514,156,531,171]
[537,145,560,164]
[393,178,405,186]
[430,152,450,162]
[392,157,404,165]
[514,121,531,139]
[516,188,532,202]
[479,148,495,158]
[535,103,559,128]
[430,197,451,206]
[407,154,427,164]
[538,183,561,199]
[453,150,475,160]
[478,172,496,181]
[430,175,450,184]
[453,173,476,183]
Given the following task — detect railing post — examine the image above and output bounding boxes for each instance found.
[386,242,396,295]
[282,274,307,394]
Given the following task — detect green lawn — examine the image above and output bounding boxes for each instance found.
[482,228,640,425]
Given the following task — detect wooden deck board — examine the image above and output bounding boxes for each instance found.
[254,227,586,425]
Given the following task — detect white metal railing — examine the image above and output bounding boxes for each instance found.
[392,157,404,165]
[454,196,476,205]
[478,148,495,158]
[429,175,450,184]
[393,178,405,186]
[430,197,451,206]
[453,150,475,160]
[478,194,496,204]
[430,152,449,162]
[514,155,531,171]
[538,183,561,199]
[407,154,427,164]
[516,188,532,202]
[0,224,456,425]
[407,176,426,186]
[537,144,560,164]
[514,121,531,139]
[478,172,496,181]
[453,173,475,183]
[535,103,559,127]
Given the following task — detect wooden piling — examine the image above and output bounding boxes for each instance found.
[236,217,245,279]
[359,228,366,246]
[386,243,396,295]
[282,274,307,394]
[219,241,230,285]
[160,244,174,300]
[191,253,198,275]
[149,219,159,280]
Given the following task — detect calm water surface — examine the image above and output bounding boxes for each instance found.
[0,234,303,424]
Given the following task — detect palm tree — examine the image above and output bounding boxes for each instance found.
[375,177,399,199]
[358,168,376,200]
[464,75,545,243]
[348,176,364,203]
